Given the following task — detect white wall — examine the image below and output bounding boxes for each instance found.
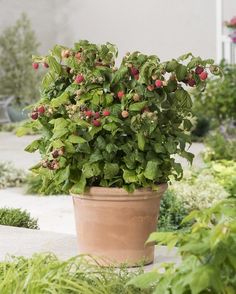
[0,0,236,62]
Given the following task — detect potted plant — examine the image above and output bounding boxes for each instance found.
[24,41,220,266]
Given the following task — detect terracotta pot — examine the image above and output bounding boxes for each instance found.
[71,184,167,266]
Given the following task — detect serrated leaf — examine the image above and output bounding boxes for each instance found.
[144,161,159,180]
[129,101,147,111]
[175,64,188,81]
[68,135,86,144]
[24,139,41,153]
[47,56,62,74]
[71,174,86,194]
[123,170,138,183]
[51,92,69,107]
[104,163,119,179]
[126,271,160,288]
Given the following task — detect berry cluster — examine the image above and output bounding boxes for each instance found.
[31,105,45,120]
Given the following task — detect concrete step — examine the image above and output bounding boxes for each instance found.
[0,225,179,270]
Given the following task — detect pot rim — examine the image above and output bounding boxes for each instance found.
[71,183,167,201]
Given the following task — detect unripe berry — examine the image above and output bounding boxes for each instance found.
[75,52,81,60]
[195,66,204,75]
[61,49,70,58]
[31,112,38,120]
[103,109,110,116]
[133,93,140,101]
[75,74,84,84]
[134,74,139,80]
[155,80,163,88]
[32,62,39,70]
[58,147,65,156]
[199,71,208,81]
[117,91,124,99]
[92,119,101,127]
[121,110,129,118]
[147,85,155,91]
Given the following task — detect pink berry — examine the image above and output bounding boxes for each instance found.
[199,71,208,81]
[37,105,45,114]
[155,80,163,88]
[75,74,84,84]
[195,66,204,75]
[84,110,93,118]
[92,119,101,127]
[130,67,139,76]
[32,62,39,70]
[117,91,124,99]
[31,112,38,120]
[43,62,49,68]
[103,109,110,116]
[93,112,100,119]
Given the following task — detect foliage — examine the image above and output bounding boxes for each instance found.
[21,41,219,194]
[192,62,236,124]
[0,207,38,229]
[0,253,151,294]
[203,123,236,162]
[158,190,188,232]
[0,13,40,105]
[170,168,229,211]
[191,116,210,140]
[128,198,236,293]
[0,162,26,189]
[206,160,236,197]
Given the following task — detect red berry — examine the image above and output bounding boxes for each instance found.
[103,109,110,116]
[37,105,45,114]
[134,74,139,80]
[93,112,100,119]
[32,62,39,70]
[75,74,84,84]
[199,71,208,81]
[195,66,204,75]
[130,67,139,76]
[147,85,155,91]
[43,62,49,68]
[187,78,196,87]
[155,80,163,88]
[31,112,38,120]
[117,91,124,99]
[84,110,93,117]
[92,119,101,127]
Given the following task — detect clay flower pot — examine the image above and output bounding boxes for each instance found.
[71,183,167,266]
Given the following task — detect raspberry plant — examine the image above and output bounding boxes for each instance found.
[20,41,220,194]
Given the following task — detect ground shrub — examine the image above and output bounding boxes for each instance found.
[0,162,25,189]
[0,254,151,294]
[0,207,39,229]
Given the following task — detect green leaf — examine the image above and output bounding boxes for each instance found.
[24,139,41,153]
[175,64,187,81]
[82,162,100,178]
[177,52,193,61]
[68,135,86,144]
[51,92,69,107]
[129,101,147,112]
[71,174,86,194]
[47,56,62,74]
[175,88,192,108]
[126,271,160,288]
[165,60,179,72]
[123,170,138,183]
[144,161,159,180]
[137,133,145,151]
[103,122,118,132]
[111,66,128,84]
[104,163,119,179]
